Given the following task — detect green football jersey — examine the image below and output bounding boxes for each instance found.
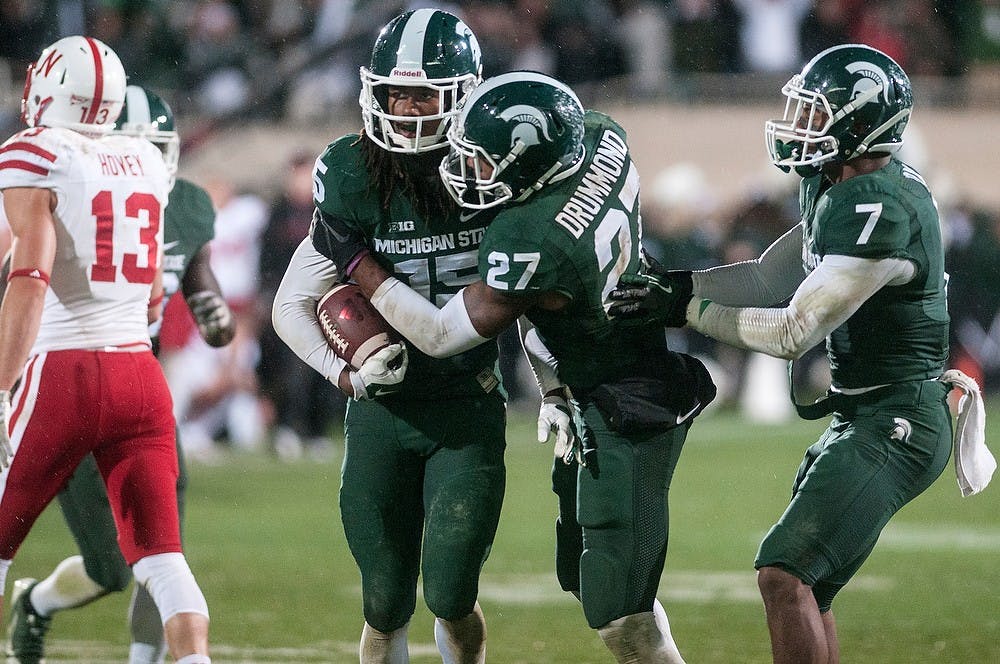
[478,111,663,394]
[800,158,949,388]
[148,177,216,340]
[313,135,502,400]
[161,177,216,305]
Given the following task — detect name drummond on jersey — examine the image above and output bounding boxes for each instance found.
[555,130,628,239]
[373,228,485,255]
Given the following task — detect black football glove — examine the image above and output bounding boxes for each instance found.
[310,208,369,279]
[607,265,693,328]
[186,290,235,348]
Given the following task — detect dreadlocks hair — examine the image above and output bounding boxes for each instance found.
[357,131,454,221]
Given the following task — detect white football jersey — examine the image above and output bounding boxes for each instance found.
[0,126,170,352]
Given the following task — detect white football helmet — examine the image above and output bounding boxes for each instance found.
[21,36,127,135]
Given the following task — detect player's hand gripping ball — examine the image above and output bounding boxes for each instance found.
[316,283,404,370]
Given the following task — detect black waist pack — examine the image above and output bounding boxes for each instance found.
[589,352,717,435]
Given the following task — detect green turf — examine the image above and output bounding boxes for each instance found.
[8,404,1000,662]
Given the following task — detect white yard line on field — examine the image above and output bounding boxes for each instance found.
[477,570,893,605]
[880,523,1000,550]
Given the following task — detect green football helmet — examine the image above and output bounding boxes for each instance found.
[115,85,180,186]
[360,8,482,153]
[765,44,912,176]
[440,71,585,209]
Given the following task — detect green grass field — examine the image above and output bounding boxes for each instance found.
[10,404,1000,663]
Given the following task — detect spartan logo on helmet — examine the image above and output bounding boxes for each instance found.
[845,61,892,106]
[439,71,586,210]
[499,105,554,149]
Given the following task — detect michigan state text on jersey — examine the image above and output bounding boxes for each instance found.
[312,134,503,399]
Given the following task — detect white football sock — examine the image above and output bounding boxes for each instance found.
[434,602,486,664]
[30,555,107,617]
[128,641,166,664]
[598,601,686,664]
[175,655,210,664]
[652,598,686,663]
[360,621,409,663]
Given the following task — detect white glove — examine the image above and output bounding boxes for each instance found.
[349,343,409,400]
[538,392,578,465]
[0,390,13,469]
[186,290,234,347]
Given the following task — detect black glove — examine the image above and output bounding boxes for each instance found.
[309,208,369,278]
[607,268,693,327]
[186,290,235,347]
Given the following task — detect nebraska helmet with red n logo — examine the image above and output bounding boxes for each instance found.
[21,35,127,135]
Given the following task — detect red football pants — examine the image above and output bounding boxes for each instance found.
[0,348,181,564]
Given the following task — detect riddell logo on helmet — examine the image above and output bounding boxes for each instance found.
[391,68,426,79]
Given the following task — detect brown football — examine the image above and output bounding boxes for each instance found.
[316,283,403,370]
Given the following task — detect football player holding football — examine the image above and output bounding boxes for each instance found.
[272,9,505,663]
[608,44,991,663]
[3,84,233,664]
[314,71,715,664]
[0,38,211,662]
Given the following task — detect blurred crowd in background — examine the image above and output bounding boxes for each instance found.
[2,0,998,123]
[3,0,1000,461]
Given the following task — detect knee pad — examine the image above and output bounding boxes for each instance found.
[363,591,416,634]
[423,579,475,622]
[579,548,626,628]
[424,584,477,623]
[132,552,208,622]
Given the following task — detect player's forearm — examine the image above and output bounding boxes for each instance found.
[688,254,913,360]
[693,224,804,307]
[0,279,46,389]
[518,317,562,396]
[147,266,164,325]
[271,239,349,382]
[181,245,222,299]
[369,278,487,358]
[686,298,822,360]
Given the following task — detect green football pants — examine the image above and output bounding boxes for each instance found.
[553,401,688,628]
[340,394,506,632]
